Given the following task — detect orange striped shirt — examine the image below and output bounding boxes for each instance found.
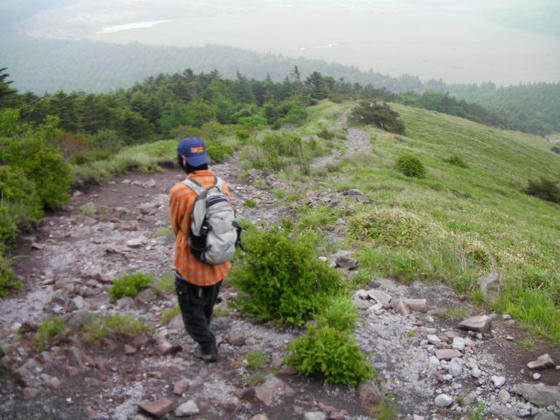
[169,169,232,286]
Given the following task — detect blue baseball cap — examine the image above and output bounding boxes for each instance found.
[177,137,211,167]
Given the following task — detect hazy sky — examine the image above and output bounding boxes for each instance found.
[6,0,560,85]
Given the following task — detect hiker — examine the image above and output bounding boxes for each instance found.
[169,136,233,363]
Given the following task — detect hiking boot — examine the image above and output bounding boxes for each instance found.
[193,348,218,363]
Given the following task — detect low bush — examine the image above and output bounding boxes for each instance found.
[525,177,560,204]
[35,317,67,350]
[243,199,257,208]
[81,312,154,341]
[350,100,405,134]
[315,295,359,333]
[0,254,19,297]
[284,323,373,386]
[230,227,342,326]
[348,208,425,247]
[109,272,153,300]
[318,128,335,140]
[445,154,469,168]
[396,154,426,178]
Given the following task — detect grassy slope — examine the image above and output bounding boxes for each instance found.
[297,102,560,342]
[73,101,560,341]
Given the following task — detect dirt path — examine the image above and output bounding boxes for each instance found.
[1,122,560,419]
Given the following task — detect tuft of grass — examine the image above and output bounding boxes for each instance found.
[151,226,173,238]
[370,401,398,420]
[34,317,68,350]
[407,330,418,337]
[153,272,174,294]
[160,305,181,325]
[443,306,470,320]
[246,350,267,371]
[79,202,96,217]
[82,313,154,342]
[109,272,153,301]
[243,199,257,208]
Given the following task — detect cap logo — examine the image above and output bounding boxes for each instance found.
[190,146,204,153]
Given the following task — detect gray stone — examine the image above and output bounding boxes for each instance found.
[225,332,246,346]
[250,415,269,420]
[477,271,501,303]
[72,295,86,310]
[448,360,463,377]
[533,413,559,420]
[335,256,359,270]
[138,398,174,418]
[492,376,506,388]
[116,296,135,310]
[247,374,294,406]
[513,383,560,407]
[173,379,190,395]
[460,391,477,407]
[357,380,384,407]
[22,387,40,399]
[175,400,199,417]
[427,334,441,345]
[126,237,146,248]
[391,299,410,316]
[304,412,327,420]
[498,389,511,404]
[458,315,492,333]
[367,289,393,308]
[528,353,555,370]
[436,349,462,360]
[404,298,427,312]
[452,337,466,351]
[434,394,454,407]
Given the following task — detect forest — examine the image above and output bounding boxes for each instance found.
[2,35,559,136]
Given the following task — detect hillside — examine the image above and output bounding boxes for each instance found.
[1,100,559,419]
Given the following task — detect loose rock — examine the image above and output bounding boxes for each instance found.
[458,315,492,333]
[138,398,174,418]
[175,400,199,417]
[513,383,560,407]
[434,394,454,407]
[527,353,555,370]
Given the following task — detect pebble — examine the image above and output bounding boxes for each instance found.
[491,376,506,387]
[434,394,454,408]
[533,373,542,380]
[498,389,510,404]
[471,367,482,378]
[452,337,466,351]
[175,400,199,417]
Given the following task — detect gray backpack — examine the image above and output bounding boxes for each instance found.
[182,176,238,265]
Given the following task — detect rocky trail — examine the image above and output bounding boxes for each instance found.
[1,122,559,420]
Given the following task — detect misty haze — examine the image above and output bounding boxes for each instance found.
[13,0,560,85]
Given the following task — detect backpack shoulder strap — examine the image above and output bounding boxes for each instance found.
[182,177,205,196]
[214,176,225,191]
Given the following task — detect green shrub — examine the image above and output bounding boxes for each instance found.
[35,317,67,350]
[82,312,153,341]
[348,208,425,247]
[246,350,267,370]
[284,324,373,386]
[0,114,72,211]
[445,154,469,168]
[236,129,251,141]
[154,272,175,294]
[315,295,359,333]
[0,253,19,297]
[318,128,335,140]
[0,166,43,243]
[243,199,257,208]
[207,141,234,162]
[350,100,405,134]
[240,132,308,173]
[230,228,342,325]
[109,272,153,300]
[396,154,426,178]
[525,177,560,203]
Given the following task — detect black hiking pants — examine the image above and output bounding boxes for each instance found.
[175,275,222,355]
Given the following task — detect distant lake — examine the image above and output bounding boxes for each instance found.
[90,6,560,85]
